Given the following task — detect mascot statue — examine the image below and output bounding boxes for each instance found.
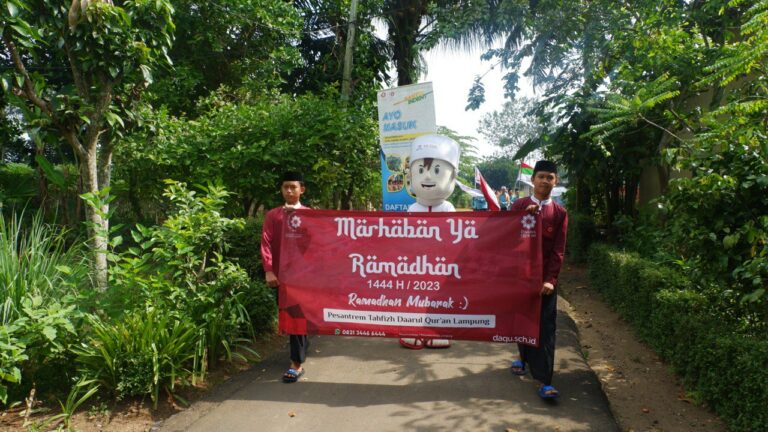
[400,134,460,349]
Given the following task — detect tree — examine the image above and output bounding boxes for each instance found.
[1,0,174,289]
[476,155,517,191]
[287,0,392,100]
[381,0,500,86]
[114,91,381,219]
[478,97,543,159]
[148,0,302,116]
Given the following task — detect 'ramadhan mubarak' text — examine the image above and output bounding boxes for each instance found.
[349,253,461,279]
[335,217,479,244]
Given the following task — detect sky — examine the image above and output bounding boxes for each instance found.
[421,45,534,158]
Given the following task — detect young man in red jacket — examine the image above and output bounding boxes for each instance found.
[261,171,310,383]
[510,160,568,399]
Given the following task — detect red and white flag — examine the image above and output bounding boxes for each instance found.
[475,167,500,211]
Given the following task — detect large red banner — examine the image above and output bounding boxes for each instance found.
[278,209,543,345]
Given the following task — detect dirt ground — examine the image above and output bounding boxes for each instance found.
[3,263,728,432]
[558,263,727,432]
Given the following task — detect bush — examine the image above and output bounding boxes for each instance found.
[242,279,276,334]
[0,163,38,211]
[109,181,258,366]
[224,215,265,281]
[588,244,768,432]
[0,212,90,405]
[73,310,203,407]
[223,216,277,333]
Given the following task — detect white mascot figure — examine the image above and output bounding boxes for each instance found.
[400,134,460,349]
[407,134,460,212]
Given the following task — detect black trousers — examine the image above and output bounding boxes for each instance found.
[289,334,309,364]
[518,289,557,385]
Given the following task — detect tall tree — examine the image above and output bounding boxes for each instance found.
[478,97,543,160]
[286,0,391,99]
[148,0,302,116]
[382,0,431,85]
[1,0,174,289]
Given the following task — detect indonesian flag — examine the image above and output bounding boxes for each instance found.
[519,162,534,178]
[517,162,534,187]
[475,167,500,211]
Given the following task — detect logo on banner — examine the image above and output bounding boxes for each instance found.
[521,214,537,238]
[288,214,302,231]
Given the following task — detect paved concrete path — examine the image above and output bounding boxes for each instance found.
[160,298,618,432]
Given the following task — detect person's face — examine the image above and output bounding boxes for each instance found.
[532,170,558,198]
[410,158,456,205]
[281,181,305,205]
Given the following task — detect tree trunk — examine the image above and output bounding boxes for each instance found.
[341,181,354,210]
[387,0,428,86]
[575,175,591,214]
[35,147,50,219]
[247,199,258,218]
[81,148,110,290]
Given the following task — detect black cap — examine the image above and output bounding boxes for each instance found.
[281,171,304,183]
[533,160,557,174]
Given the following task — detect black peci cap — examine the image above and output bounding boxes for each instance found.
[533,160,557,174]
[281,171,304,183]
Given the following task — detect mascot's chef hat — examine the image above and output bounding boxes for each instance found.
[409,134,460,170]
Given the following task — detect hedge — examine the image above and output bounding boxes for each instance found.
[588,244,768,432]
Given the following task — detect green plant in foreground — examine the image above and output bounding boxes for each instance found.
[110,181,262,365]
[0,211,89,404]
[0,323,27,404]
[0,212,88,324]
[44,378,99,430]
[73,310,203,408]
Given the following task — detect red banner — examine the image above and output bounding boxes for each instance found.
[278,209,543,345]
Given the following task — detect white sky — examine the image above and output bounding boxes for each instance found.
[422,45,534,158]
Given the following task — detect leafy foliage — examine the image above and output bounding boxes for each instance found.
[589,244,768,432]
[114,91,380,218]
[478,97,544,160]
[73,310,202,407]
[0,211,89,405]
[108,181,257,365]
[149,0,302,115]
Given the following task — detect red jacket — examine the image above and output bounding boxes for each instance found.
[261,204,309,277]
[511,197,568,286]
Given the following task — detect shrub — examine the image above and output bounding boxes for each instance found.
[588,244,768,432]
[73,310,203,407]
[223,216,277,333]
[242,279,276,334]
[109,181,258,366]
[0,212,89,405]
[224,215,265,281]
[0,163,38,211]
[0,323,27,405]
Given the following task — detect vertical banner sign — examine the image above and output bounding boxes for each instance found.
[278,210,544,345]
[377,83,437,211]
